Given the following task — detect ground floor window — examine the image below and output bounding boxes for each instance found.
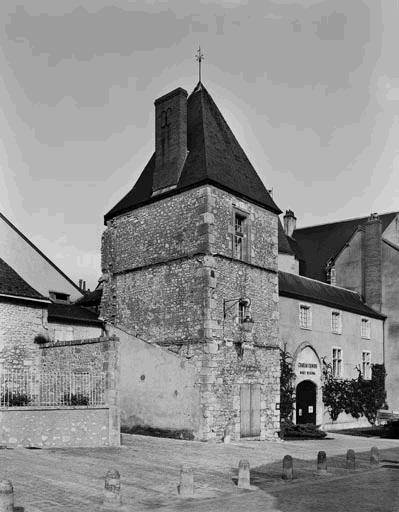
[361,351,371,380]
[332,347,342,378]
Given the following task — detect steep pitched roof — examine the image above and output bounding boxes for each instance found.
[74,287,103,308]
[293,212,398,282]
[0,257,47,302]
[278,271,385,319]
[105,82,280,222]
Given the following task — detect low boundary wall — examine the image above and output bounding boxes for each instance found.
[0,406,117,447]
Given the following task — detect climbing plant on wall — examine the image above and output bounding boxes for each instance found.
[279,346,296,423]
[322,361,386,424]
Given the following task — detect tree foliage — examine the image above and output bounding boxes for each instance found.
[280,346,296,423]
[322,361,386,424]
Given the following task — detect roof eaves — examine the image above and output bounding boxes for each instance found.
[104,178,281,224]
[278,289,386,320]
[0,293,51,304]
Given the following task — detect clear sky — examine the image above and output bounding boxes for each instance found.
[0,0,398,290]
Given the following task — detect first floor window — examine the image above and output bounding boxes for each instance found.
[362,351,371,380]
[361,318,371,339]
[332,347,342,378]
[331,310,342,334]
[299,304,312,329]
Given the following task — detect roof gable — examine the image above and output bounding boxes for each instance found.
[105,83,280,222]
[293,212,398,281]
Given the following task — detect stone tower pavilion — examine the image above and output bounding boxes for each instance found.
[101,82,281,440]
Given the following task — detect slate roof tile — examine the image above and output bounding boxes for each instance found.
[105,82,280,222]
[0,257,45,301]
[293,212,398,281]
[279,271,385,319]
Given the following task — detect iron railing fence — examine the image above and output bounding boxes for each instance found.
[0,370,106,408]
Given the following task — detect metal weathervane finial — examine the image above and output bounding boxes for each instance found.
[195,46,204,83]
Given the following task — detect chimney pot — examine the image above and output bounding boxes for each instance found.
[283,210,297,237]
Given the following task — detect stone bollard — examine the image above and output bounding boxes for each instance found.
[370,446,380,465]
[177,465,194,498]
[282,455,293,480]
[346,449,356,470]
[0,480,14,512]
[237,459,251,489]
[103,469,122,508]
[317,451,327,474]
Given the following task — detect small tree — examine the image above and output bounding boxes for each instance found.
[280,346,296,423]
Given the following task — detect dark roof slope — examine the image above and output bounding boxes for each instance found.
[0,257,47,301]
[48,303,103,325]
[105,83,280,222]
[293,212,397,281]
[278,271,385,319]
[74,287,103,308]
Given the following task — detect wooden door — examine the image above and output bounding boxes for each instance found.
[240,384,261,437]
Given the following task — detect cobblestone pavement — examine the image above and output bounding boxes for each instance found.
[1,433,399,511]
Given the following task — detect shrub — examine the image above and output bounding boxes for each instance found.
[2,392,31,406]
[63,393,90,406]
[279,420,327,440]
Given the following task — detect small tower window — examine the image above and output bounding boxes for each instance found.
[234,213,246,260]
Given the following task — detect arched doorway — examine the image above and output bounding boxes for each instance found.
[296,380,316,425]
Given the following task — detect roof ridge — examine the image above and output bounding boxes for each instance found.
[295,211,399,232]
[278,270,362,296]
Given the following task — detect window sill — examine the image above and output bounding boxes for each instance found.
[300,326,312,331]
[332,331,342,335]
[361,336,371,340]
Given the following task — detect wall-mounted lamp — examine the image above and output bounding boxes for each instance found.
[223,297,252,319]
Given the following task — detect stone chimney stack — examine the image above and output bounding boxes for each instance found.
[363,213,382,311]
[283,210,297,238]
[152,87,188,195]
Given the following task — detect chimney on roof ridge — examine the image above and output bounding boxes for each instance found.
[363,213,382,311]
[152,87,188,195]
[283,210,297,238]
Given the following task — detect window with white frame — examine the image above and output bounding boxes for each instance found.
[361,351,371,380]
[361,318,371,339]
[331,310,342,334]
[332,347,343,378]
[299,304,312,329]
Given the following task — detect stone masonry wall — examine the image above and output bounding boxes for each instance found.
[47,322,103,343]
[0,299,47,370]
[0,408,112,448]
[39,336,120,446]
[101,184,280,440]
[114,258,205,344]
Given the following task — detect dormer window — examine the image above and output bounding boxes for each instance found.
[49,291,70,303]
